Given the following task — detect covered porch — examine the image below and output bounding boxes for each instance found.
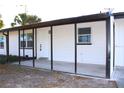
[2,13,114,79]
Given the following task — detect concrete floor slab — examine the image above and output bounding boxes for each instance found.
[112,67,124,88]
[13,59,106,78]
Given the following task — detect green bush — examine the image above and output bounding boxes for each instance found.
[8,55,19,62]
[0,55,19,64]
[0,56,7,64]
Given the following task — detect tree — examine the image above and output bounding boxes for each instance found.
[0,15,4,29]
[11,13,41,27]
[26,15,41,25]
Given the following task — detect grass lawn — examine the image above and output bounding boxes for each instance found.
[0,64,117,88]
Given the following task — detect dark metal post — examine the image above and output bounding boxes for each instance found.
[18,29,21,65]
[74,24,77,74]
[32,28,35,67]
[6,31,9,63]
[106,16,111,78]
[50,26,53,70]
[35,28,37,59]
[23,29,25,60]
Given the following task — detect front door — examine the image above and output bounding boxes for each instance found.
[37,28,50,59]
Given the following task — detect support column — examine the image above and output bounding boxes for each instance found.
[32,28,35,67]
[6,31,9,63]
[50,26,53,71]
[74,24,77,74]
[22,29,25,60]
[106,14,114,78]
[18,29,21,65]
[35,28,37,59]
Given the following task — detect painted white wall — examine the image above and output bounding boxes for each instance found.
[110,16,114,75]
[37,27,51,59]
[0,21,106,66]
[115,18,124,66]
[53,24,75,62]
[77,21,106,65]
[9,31,18,56]
[0,33,6,55]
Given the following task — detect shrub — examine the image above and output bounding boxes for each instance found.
[0,56,7,64]
[8,55,19,62]
[0,55,19,64]
[0,55,34,64]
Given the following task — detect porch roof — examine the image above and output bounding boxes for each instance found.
[114,12,124,19]
[0,13,110,32]
[1,12,124,32]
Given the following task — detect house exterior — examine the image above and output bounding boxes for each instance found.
[0,12,124,79]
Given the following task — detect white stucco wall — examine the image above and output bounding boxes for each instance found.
[115,18,124,66]
[110,16,114,75]
[0,33,6,55]
[37,27,51,59]
[9,31,18,56]
[53,24,75,62]
[77,21,106,65]
[0,21,106,66]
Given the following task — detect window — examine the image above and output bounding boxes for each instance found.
[78,27,91,44]
[20,34,26,48]
[27,33,33,47]
[0,36,4,49]
[20,33,33,48]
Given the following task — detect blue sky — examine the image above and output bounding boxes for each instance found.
[0,0,124,28]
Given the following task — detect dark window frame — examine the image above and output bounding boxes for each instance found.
[77,27,92,45]
[20,33,33,48]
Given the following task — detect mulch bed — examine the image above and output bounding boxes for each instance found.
[0,64,117,88]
